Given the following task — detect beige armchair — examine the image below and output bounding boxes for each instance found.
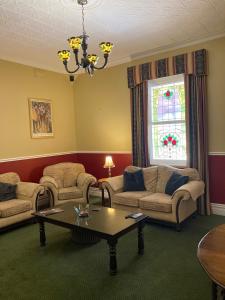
[0,172,45,231]
[40,162,96,206]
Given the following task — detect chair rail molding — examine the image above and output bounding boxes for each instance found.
[208,152,225,156]
[0,151,77,163]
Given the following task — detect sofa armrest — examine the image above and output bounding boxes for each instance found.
[39,176,59,206]
[16,182,43,198]
[77,173,97,200]
[40,176,59,189]
[172,180,205,202]
[101,176,124,201]
[16,182,45,210]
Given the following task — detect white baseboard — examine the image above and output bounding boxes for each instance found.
[211,203,225,216]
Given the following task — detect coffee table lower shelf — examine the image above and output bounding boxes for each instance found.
[71,228,101,244]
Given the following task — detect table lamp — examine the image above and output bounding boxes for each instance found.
[103,155,115,177]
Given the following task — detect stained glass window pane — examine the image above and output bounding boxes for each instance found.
[152,82,185,122]
[152,123,186,161]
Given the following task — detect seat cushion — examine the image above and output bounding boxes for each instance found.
[113,191,151,207]
[139,193,172,213]
[58,187,83,200]
[0,199,32,218]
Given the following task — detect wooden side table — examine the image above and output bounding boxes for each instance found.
[197,224,225,300]
[98,178,111,207]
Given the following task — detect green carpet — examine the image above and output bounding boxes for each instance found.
[0,212,225,300]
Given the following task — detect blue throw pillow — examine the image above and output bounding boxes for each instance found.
[165,172,189,196]
[0,182,17,201]
[123,169,146,192]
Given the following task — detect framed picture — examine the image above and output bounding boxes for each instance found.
[29,98,54,138]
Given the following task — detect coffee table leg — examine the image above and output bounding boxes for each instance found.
[101,188,105,206]
[212,282,217,300]
[39,221,46,247]
[138,221,145,255]
[108,238,118,275]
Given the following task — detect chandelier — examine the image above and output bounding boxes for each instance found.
[58,0,114,80]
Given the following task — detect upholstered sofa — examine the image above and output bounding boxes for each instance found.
[102,165,205,230]
[0,172,45,231]
[40,162,96,206]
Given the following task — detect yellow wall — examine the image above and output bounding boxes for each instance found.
[1,36,225,160]
[74,36,225,153]
[74,65,130,151]
[0,60,76,159]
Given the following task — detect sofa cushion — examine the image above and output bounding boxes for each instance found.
[156,165,200,193]
[44,163,85,189]
[0,172,20,185]
[139,193,172,213]
[0,199,32,218]
[58,187,83,200]
[0,182,17,201]
[123,170,146,192]
[43,169,64,188]
[113,191,151,207]
[143,166,158,192]
[16,182,40,198]
[63,169,77,188]
[165,172,189,195]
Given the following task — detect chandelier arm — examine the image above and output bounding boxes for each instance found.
[74,50,81,66]
[63,61,80,73]
[92,54,109,70]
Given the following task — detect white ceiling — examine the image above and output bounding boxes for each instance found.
[0,0,225,74]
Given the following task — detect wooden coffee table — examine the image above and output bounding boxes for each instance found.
[34,203,147,275]
[197,224,225,299]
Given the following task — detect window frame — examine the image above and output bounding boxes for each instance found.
[148,74,188,167]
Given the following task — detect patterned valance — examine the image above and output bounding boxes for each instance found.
[127,49,207,88]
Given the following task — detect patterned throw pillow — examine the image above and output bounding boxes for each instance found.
[165,172,189,195]
[0,182,17,201]
[123,169,146,192]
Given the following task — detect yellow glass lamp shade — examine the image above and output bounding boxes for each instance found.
[68,36,82,50]
[58,50,71,61]
[87,54,99,65]
[99,42,114,54]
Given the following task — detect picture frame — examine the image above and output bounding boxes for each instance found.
[28,98,54,138]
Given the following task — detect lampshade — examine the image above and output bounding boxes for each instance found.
[103,156,115,169]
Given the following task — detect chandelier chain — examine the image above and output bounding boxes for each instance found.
[81,4,86,36]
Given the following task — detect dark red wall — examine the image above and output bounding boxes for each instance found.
[208,155,225,204]
[76,153,132,179]
[0,152,223,204]
[0,154,78,182]
[0,153,132,183]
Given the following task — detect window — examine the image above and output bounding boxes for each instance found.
[148,74,187,166]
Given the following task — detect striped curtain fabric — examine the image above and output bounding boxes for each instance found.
[130,81,149,167]
[185,74,210,215]
[127,49,207,88]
